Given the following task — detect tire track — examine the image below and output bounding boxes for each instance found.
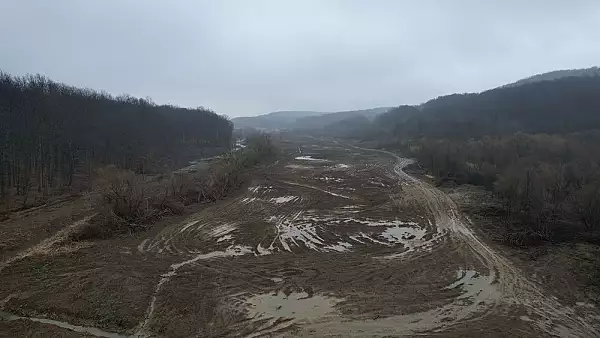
[351,143,600,337]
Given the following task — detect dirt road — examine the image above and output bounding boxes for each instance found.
[1,136,599,337]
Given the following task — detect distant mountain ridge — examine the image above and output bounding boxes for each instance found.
[232,107,393,130]
[232,110,322,129]
[361,75,600,141]
[315,66,600,140]
[233,66,600,134]
[505,66,600,88]
[293,107,392,131]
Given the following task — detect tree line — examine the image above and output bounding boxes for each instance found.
[323,75,600,245]
[73,133,277,240]
[391,76,600,139]
[400,132,600,245]
[0,71,232,210]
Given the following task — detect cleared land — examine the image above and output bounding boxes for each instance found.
[1,135,599,337]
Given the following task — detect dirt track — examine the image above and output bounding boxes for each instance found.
[1,135,599,337]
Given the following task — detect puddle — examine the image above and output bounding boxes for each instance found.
[275,216,325,252]
[282,181,351,199]
[246,291,342,321]
[0,311,127,338]
[242,197,258,204]
[575,302,596,309]
[319,176,343,183]
[340,205,362,209]
[171,245,253,270]
[295,156,330,162]
[348,235,367,244]
[357,232,392,246]
[241,235,498,337]
[265,212,433,254]
[520,315,533,322]
[270,196,298,204]
[178,220,201,233]
[445,269,498,302]
[368,179,387,187]
[304,268,500,336]
[206,223,236,238]
[335,218,419,228]
[285,164,315,170]
[335,164,350,169]
[335,205,362,213]
[381,226,427,250]
[322,241,352,252]
[247,186,275,196]
[256,243,273,255]
[294,218,442,259]
[323,190,351,199]
[137,239,149,253]
[217,234,233,243]
[266,214,360,253]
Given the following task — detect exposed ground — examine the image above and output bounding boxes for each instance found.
[1,135,599,337]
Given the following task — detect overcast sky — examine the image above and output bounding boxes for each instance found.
[1,1,599,117]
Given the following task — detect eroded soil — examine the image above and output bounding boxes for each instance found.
[1,135,599,337]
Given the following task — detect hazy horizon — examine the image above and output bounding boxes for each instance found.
[2,1,600,117]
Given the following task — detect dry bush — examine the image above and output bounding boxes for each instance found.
[77,168,181,239]
[99,170,158,231]
[169,172,216,205]
[168,134,276,204]
[69,217,108,241]
[76,135,277,240]
[496,222,549,247]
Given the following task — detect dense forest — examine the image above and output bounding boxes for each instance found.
[328,75,600,245]
[404,132,600,245]
[0,72,232,210]
[391,76,600,139]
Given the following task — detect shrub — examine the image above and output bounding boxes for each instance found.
[78,133,277,240]
[83,168,175,238]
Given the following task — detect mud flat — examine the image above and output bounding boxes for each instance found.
[1,135,598,337]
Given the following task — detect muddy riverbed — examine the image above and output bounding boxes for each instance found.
[1,136,599,337]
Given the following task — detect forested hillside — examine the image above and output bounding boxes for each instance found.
[232,107,392,131]
[232,110,322,130]
[0,72,232,209]
[293,107,392,131]
[505,66,600,88]
[392,76,600,139]
[327,74,600,246]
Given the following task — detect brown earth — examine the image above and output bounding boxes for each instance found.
[1,135,599,337]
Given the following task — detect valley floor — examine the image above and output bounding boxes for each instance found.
[1,135,599,337]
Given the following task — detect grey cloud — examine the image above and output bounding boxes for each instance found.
[1,0,599,117]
